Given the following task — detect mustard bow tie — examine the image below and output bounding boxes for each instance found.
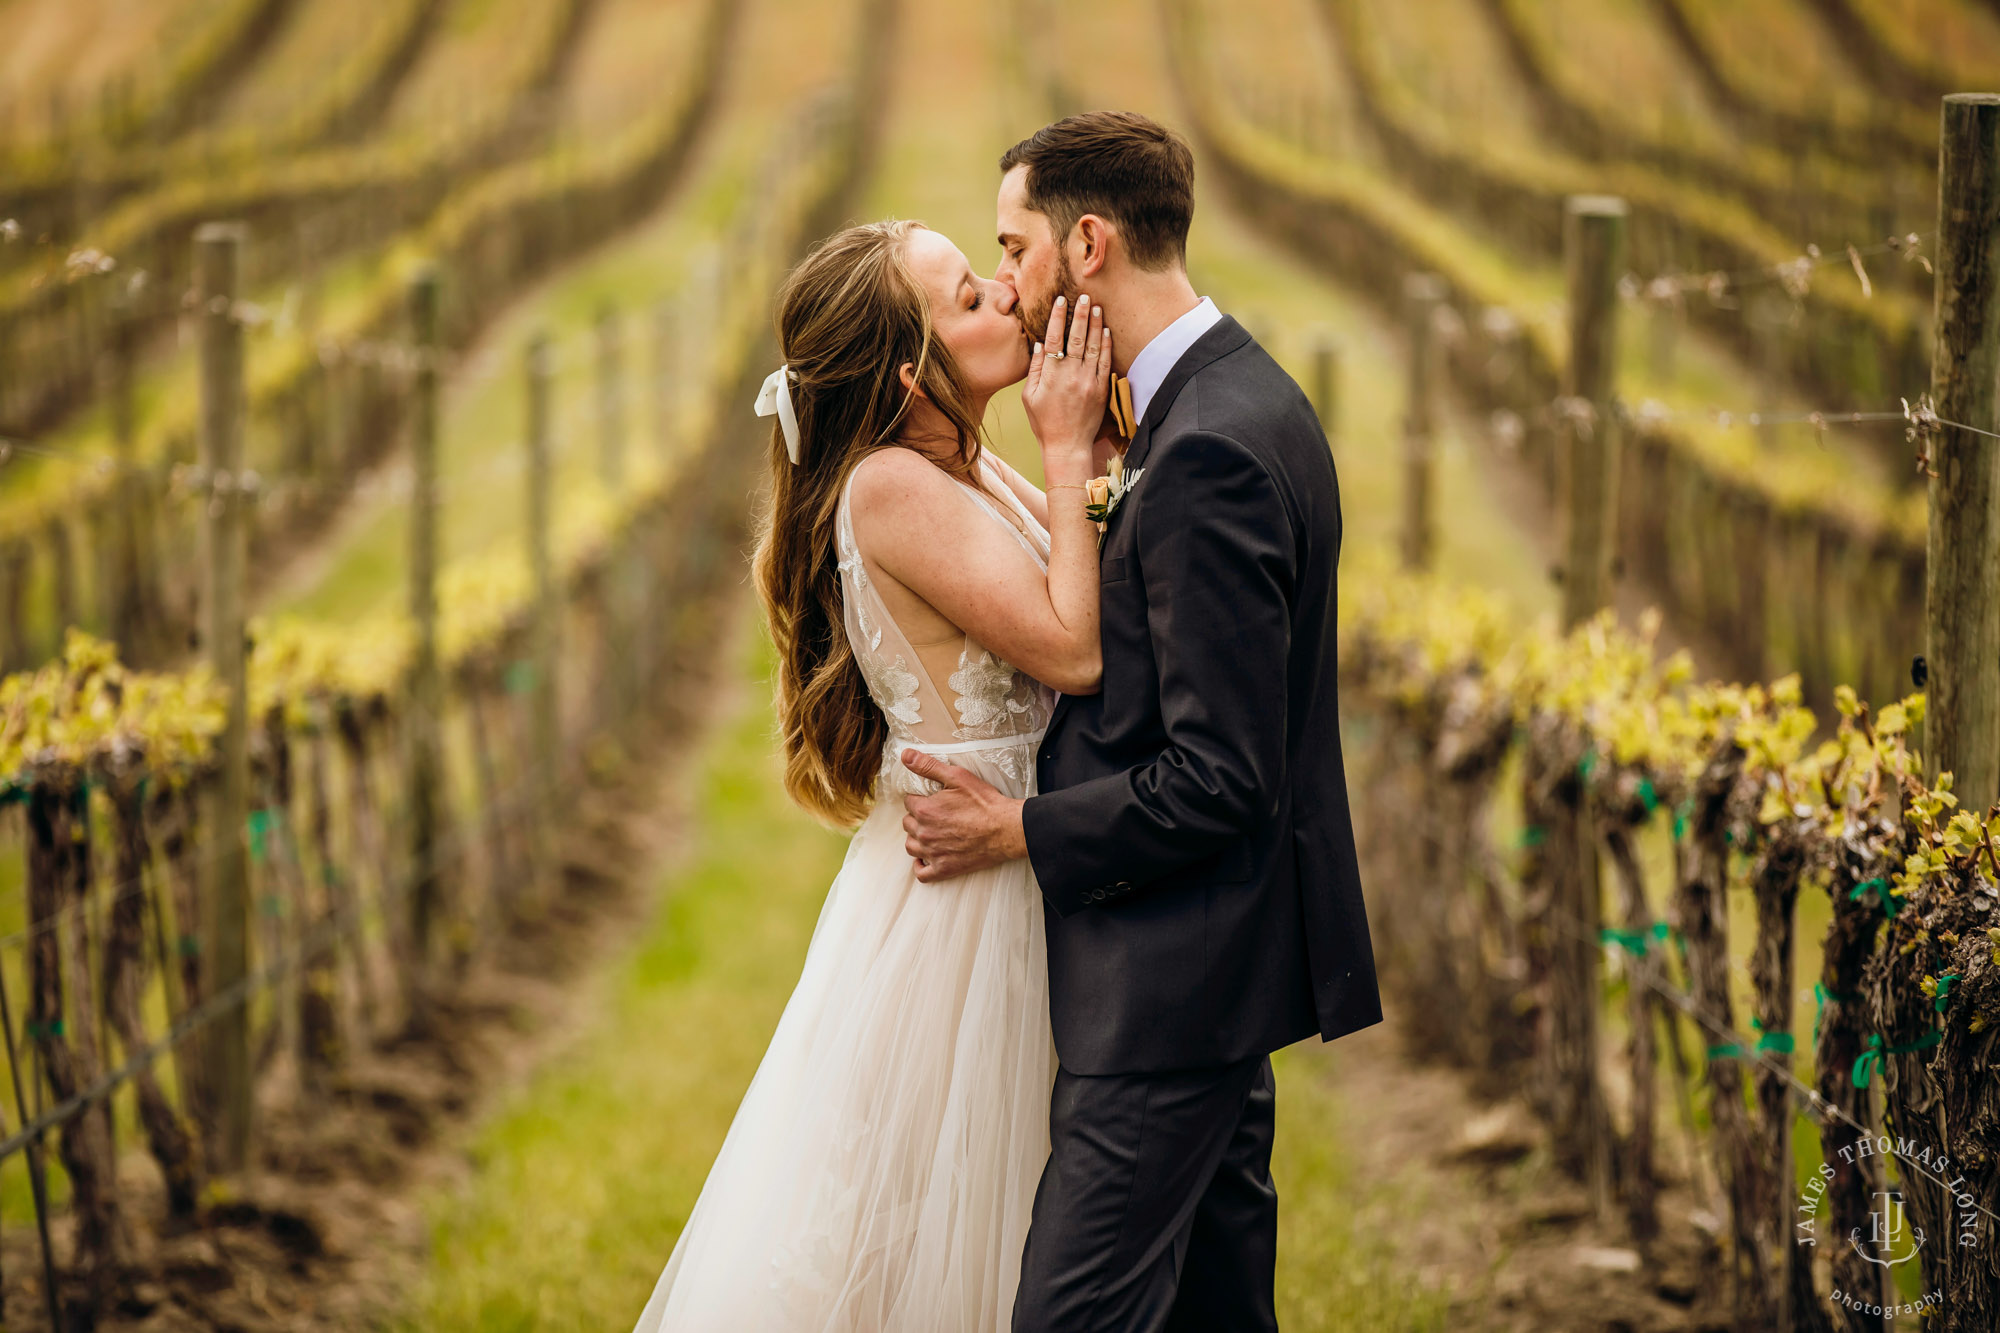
[1108,372,1136,441]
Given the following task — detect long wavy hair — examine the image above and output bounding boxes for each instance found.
[752,220,989,827]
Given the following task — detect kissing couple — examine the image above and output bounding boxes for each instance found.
[631,110,1382,1332]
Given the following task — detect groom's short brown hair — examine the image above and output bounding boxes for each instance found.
[999,111,1194,272]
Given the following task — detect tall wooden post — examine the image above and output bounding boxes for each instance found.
[196,221,252,1173]
[1552,197,1624,1227]
[597,304,625,488]
[106,301,143,659]
[525,333,559,907]
[1927,94,2000,811]
[595,302,637,719]
[1311,332,1340,450]
[0,540,31,674]
[1560,195,1627,630]
[404,264,444,1026]
[44,513,75,645]
[1401,274,1446,571]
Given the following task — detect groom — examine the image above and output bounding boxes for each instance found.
[901,111,1382,1330]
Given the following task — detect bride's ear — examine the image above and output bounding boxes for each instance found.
[897,361,931,401]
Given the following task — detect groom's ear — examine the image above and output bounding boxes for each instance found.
[1072,214,1112,279]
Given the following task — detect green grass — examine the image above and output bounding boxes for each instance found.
[1269,1045,1455,1330]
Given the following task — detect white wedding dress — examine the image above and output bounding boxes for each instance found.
[633,451,1060,1332]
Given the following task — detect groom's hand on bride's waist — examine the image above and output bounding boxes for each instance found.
[901,750,1027,882]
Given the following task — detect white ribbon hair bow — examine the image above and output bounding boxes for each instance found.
[755,365,802,464]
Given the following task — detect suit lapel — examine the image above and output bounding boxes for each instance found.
[1041,316,1253,751]
[1120,315,1251,476]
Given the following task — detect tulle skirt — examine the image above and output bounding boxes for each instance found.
[632,733,1057,1332]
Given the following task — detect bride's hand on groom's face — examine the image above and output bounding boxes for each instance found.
[1021,293,1111,479]
[901,750,1027,882]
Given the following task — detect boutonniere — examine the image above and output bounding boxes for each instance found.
[1083,453,1144,546]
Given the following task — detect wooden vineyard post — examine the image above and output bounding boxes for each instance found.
[106,301,148,662]
[1555,195,1624,1227]
[525,333,560,911]
[404,263,445,1026]
[1560,195,1626,631]
[598,302,638,722]
[196,220,254,1174]
[1733,491,1773,684]
[1401,273,1446,571]
[1,539,31,673]
[1598,804,1661,1249]
[1926,94,2000,812]
[1311,331,1340,451]
[44,513,74,644]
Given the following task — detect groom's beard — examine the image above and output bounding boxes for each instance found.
[1017,249,1080,349]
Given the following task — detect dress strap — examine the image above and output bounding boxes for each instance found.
[963,453,1045,562]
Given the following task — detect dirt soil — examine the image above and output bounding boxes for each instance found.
[1295,1000,1738,1333]
[0,571,750,1333]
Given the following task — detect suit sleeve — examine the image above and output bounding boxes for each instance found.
[1021,430,1294,918]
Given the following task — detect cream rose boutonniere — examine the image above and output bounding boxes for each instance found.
[1082,454,1144,546]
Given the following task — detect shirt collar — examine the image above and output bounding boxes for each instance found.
[1123,296,1223,426]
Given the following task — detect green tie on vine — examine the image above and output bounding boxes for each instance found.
[1849,976,1958,1088]
[1812,982,1860,1042]
[1849,876,1897,917]
[1708,1014,1793,1061]
[1851,1030,1942,1088]
[246,806,277,863]
[1599,921,1672,955]
[505,659,539,695]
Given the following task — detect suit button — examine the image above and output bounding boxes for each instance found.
[1115,880,1133,892]
[1091,888,1107,901]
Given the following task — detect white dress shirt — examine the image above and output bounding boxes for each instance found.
[1123,295,1224,427]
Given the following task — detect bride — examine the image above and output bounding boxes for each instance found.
[631,218,1113,1331]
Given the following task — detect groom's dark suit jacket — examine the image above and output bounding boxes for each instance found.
[1022,315,1382,1077]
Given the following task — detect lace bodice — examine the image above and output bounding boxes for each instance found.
[835,452,1057,790]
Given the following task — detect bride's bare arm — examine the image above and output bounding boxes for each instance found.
[853,295,1110,695]
[983,451,1049,529]
[849,450,1100,695]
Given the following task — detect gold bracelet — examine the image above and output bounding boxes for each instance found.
[1047,481,1089,493]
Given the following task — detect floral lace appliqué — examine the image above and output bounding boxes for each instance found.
[837,551,885,652]
[947,646,1035,739]
[872,656,923,729]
